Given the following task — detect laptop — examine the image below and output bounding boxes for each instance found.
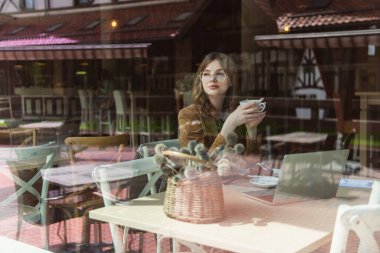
[242,149,349,205]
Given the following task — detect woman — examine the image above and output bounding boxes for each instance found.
[178,52,266,154]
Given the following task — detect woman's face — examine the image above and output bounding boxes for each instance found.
[200,60,230,98]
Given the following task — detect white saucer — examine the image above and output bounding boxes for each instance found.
[249,176,279,188]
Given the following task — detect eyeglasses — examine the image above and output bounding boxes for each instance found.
[199,70,227,82]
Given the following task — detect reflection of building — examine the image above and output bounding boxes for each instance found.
[0,0,243,95]
[250,0,380,124]
[0,0,245,123]
[0,0,205,95]
[249,0,380,175]
[2,1,380,133]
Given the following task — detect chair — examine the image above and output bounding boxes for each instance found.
[323,133,338,151]
[93,157,162,253]
[113,90,134,145]
[136,138,180,158]
[330,180,380,253]
[98,108,114,136]
[2,144,70,250]
[78,89,97,135]
[341,128,361,176]
[65,134,129,163]
[0,96,13,119]
[133,91,176,145]
[64,134,129,248]
[259,126,285,170]
[136,139,180,193]
[98,93,115,136]
[174,88,192,114]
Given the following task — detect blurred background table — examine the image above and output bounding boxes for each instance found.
[19,121,64,145]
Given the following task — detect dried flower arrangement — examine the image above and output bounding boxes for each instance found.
[153,132,247,183]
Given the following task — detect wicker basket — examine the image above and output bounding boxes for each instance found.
[163,150,225,224]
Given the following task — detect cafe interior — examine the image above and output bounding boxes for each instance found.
[0,0,378,252]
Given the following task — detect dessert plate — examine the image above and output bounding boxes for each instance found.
[249,176,279,188]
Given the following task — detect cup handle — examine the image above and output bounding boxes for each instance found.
[260,102,266,112]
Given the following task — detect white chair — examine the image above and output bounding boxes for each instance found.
[136,139,179,194]
[98,107,114,136]
[259,126,286,170]
[0,96,13,119]
[98,93,115,136]
[113,90,133,145]
[136,138,180,158]
[92,157,162,253]
[64,134,129,247]
[78,89,97,135]
[330,180,380,253]
[137,105,173,144]
[1,143,73,250]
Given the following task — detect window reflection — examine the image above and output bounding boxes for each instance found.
[0,1,378,250]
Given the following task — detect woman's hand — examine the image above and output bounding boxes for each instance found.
[221,102,265,137]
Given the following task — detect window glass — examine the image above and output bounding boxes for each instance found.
[21,0,34,10]
[0,1,378,250]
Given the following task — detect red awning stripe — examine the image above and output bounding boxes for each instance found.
[0,43,150,60]
[254,29,380,48]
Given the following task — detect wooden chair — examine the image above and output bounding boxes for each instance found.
[330,180,380,253]
[64,134,129,248]
[2,143,71,250]
[65,134,129,163]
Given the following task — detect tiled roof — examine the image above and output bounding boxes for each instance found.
[0,35,77,47]
[254,0,380,32]
[277,13,380,32]
[0,0,209,44]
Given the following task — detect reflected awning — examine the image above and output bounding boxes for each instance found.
[0,43,150,60]
[254,29,380,48]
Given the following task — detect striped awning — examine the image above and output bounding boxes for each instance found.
[0,43,150,60]
[254,29,380,49]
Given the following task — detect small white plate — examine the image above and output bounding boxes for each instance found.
[249,176,279,188]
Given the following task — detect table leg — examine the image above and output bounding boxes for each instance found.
[108,223,126,253]
[32,129,36,146]
[359,96,368,177]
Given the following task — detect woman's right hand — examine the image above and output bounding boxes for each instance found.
[221,102,265,137]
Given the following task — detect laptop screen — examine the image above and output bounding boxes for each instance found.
[275,149,349,201]
[242,149,349,205]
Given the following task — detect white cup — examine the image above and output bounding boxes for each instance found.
[272,168,281,177]
[240,99,266,112]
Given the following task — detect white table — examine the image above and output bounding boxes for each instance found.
[19,121,64,145]
[265,131,327,144]
[42,158,162,198]
[0,236,52,253]
[90,180,370,253]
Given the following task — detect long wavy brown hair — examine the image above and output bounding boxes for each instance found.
[192,52,239,117]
